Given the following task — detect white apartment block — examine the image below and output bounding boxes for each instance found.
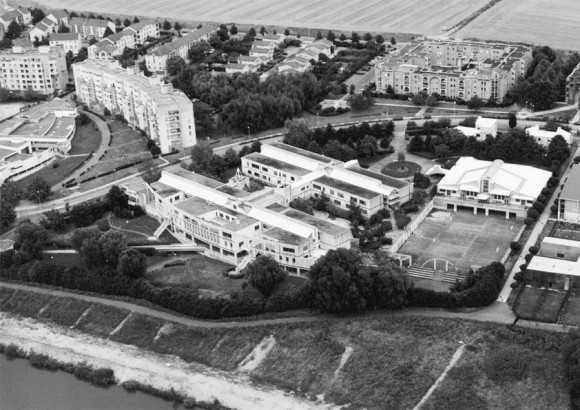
[0,46,68,95]
[124,166,353,275]
[73,59,196,154]
[29,17,57,42]
[49,32,82,55]
[375,39,533,101]
[241,142,413,218]
[88,21,160,61]
[123,21,160,45]
[69,17,115,40]
[46,10,70,28]
[145,25,217,72]
[558,164,580,223]
[435,157,552,218]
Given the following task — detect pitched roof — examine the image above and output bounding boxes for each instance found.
[49,32,80,41]
[148,25,217,57]
[49,10,69,19]
[84,18,113,28]
[128,20,157,31]
[0,10,21,21]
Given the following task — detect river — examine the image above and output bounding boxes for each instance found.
[0,355,183,410]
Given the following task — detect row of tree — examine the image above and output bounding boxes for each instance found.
[189,140,261,180]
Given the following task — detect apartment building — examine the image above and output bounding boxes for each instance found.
[29,17,57,42]
[558,164,580,223]
[435,157,552,218]
[241,141,412,218]
[123,20,159,45]
[0,45,68,95]
[375,39,533,101]
[46,10,70,28]
[566,62,580,105]
[49,32,82,55]
[69,17,115,40]
[0,7,31,32]
[73,59,196,154]
[145,25,217,72]
[249,45,274,61]
[125,166,352,275]
[88,21,160,61]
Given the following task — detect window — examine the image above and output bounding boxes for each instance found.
[313,184,321,190]
[557,253,565,258]
[252,164,259,169]
[359,200,366,206]
[254,225,260,230]
[282,247,295,253]
[262,167,269,172]
[330,189,335,195]
[338,193,344,199]
[334,200,340,205]
[222,232,232,238]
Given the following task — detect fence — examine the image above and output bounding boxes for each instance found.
[389,199,434,254]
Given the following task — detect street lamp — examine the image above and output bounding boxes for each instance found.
[36,190,40,205]
[247,126,250,140]
[316,113,319,127]
[114,168,118,181]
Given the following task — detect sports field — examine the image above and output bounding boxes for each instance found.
[399,211,522,272]
[456,0,580,50]
[28,0,489,34]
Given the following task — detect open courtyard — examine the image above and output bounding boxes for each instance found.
[399,210,523,272]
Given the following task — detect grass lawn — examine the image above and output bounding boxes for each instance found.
[145,253,307,298]
[513,286,567,323]
[109,313,165,348]
[557,291,580,327]
[358,151,394,168]
[107,214,176,243]
[0,290,53,317]
[39,297,92,326]
[75,304,130,336]
[14,155,89,191]
[68,122,101,155]
[381,160,421,178]
[78,157,164,192]
[80,121,150,181]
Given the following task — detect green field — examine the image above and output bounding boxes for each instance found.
[514,287,567,323]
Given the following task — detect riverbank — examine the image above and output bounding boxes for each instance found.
[0,313,336,410]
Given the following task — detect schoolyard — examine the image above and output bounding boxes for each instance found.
[399,210,522,272]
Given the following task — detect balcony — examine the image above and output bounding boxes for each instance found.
[434,195,527,212]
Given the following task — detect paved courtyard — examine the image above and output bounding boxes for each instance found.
[399,210,523,272]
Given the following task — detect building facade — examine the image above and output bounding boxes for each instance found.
[73,59,196,154]
[0,46,68,95]
[49,32,82,55]
[241,142,413,218]
[526,236,580,291]
[526,124,573,146]
[375,39,533,101]
[69,17,115,40]
[124,166,353,275]
[566,62,580,105]
[558,164,580,223]
[145,25,217,72]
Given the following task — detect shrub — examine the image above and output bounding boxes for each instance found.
[529,246,539,255]
[510,242,522,252]
[527,208,540,220]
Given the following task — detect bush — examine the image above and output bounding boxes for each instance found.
[527,208,540,220]
[529,246,539,255]
[510,242,522,252]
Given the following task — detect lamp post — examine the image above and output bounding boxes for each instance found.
[114,168,118,181]
[247,126,250,140]
[316,112,319,127]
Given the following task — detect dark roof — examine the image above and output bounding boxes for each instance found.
[283,208,347,236]
[314,175,379,200]
[49,32,80,41]
[348,166,410,189]
[264,227,309,246]
[268,141,333,164]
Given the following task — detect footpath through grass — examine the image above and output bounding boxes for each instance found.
[0,286,570,410]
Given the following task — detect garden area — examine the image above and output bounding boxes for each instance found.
[381,160,421,178]
[512,286,567,323]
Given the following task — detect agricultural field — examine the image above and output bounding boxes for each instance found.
[456,0,580,50]
[30,0,489,35]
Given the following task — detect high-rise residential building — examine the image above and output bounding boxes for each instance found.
[375,39,533,101]
[73,59,196,153]
[0,45,68,95]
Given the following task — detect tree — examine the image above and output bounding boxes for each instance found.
[71,227,101,252]
[363,32,372,41]
[390,36,396,45]
[173,21,182,36]
[250,140,262,153]
[434,144,452,158]
[139,157,161,184]
[248,27,256,38]
[166,55,185,75]
[1,180,22,206]
[77,47,88,63]
[351,31,359,42]
[0,200,16,228]
[26,177,51,203]
[466,95,485,110]
[307,248,410,313]
[133,16,140,24]
[409,135,424,152]
[230,24,238,35]
[106,185,128,210]
[546,134,570,167]
[375,34,384,44]
[326,30,335,41]
[188,40,211,63]
[103,26,114,38]
[5,21,22,40]
[40,209,66,232]
[508,112,518,129]
[259,26,267,36]
[357,135,378,158]
[223,148,240,169]
[242,255,287,298]
[425,95,438,107]
[115,18,122,27]
[339,33,346,41]
[289,198,313,214]
[307,140,322,154]
[31,8,46,24]
[100,230,127,267]
[15,222,48,260]
[123,18,131,27]
[412,93,426,106]
[349,93,374,111]
[315,30,323,40]
[283,119,311,149]
[118,248,147,279]
[190,140,214,172]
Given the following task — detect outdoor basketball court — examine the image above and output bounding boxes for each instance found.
[398,210,523,272]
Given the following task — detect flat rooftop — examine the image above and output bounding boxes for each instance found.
[174,196,258,232]
[283,208,347,236]
[245,152,311,176]
[552,228,580,242]
[150,181,180,198]
[314,175,379,200]
[216,184,252,198]
[347,166,410,189]
[268,141,333,164]
[166,167,224,189]
[264,226,309,246]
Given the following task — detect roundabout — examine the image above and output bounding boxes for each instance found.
[381,161,422,178]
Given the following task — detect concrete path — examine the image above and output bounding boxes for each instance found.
[572,109,580,124]
[517,104,579,120]
[497,143,580,302]
[50,110,111,193]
